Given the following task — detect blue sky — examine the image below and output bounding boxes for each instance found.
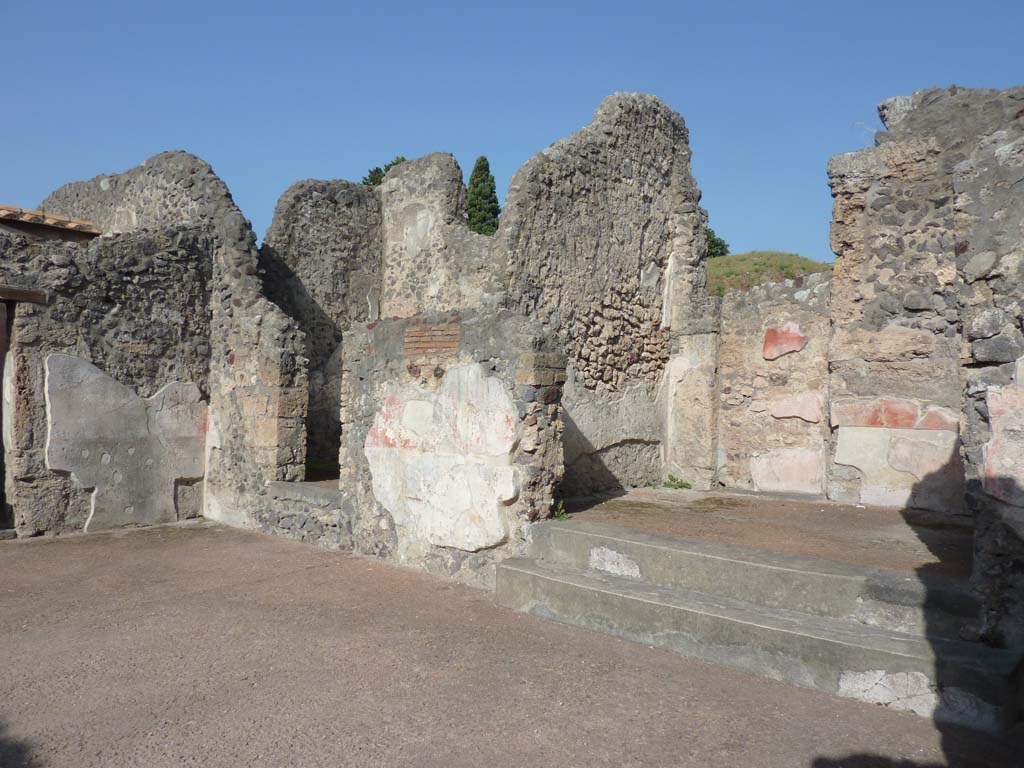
[3,1,1022,261]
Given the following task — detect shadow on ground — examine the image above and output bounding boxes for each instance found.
[813,460,1023,767]
[0,719,37,768]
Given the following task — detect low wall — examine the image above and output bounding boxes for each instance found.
[338,309,564,585]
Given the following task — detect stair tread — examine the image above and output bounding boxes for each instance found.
[542,519,971,593]
[500,556,1014,673]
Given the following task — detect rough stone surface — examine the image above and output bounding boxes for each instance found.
[339,309,564,585]
[500,93,706,492]
[825,90,979,511]
[38,151,307,533]
[44,354,206,531]
[0,213,213,535]
[830,86,1024,646]
[379,154,504,318]
[715,274,830,494]
[256,480,357,550]
[260,180,382,469]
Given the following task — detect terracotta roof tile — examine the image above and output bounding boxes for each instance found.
[0,204,101,235]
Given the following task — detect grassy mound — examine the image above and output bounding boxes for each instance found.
[706,251,831,296]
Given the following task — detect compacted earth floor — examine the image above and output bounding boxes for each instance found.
[0,520,1014,767]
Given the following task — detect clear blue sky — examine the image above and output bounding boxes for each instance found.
[3,1,1022,261]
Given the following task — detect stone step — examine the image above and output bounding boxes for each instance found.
[530,520,977,639]
[496,556,1015,731]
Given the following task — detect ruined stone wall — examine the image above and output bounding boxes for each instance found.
[500,93,707,495]
[826,87,1024,645]
[936,88,1024,647]
[715,273,831,494]
[0,225,211,534]
[259,154,505,477]
[339,309,564,586]
[379,154,505,318]
[42,152,308,530]
[260,180,382,471]
[827,129,964,511]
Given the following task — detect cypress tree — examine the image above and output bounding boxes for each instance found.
[466,156,500,235]
[361,156,407,186]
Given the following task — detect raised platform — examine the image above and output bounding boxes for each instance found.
[497,489,1016,733]
[565,488,974,577]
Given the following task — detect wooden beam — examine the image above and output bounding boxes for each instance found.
[0,285,48,305]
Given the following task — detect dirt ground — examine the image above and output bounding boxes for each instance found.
[0,523,1013,767]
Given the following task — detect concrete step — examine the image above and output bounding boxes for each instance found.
[496,555,1016,731]
[530,520,977,639]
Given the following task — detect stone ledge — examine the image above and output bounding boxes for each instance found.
[266,480,346,507]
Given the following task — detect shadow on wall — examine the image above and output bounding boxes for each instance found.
[814,455,1023,767]
[557,411,659,501]
[258,248,342,479]
[557,411,629,501]
[0,720,37,768]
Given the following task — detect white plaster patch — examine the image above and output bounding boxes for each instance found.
[2,351,13,454]
[588,546,642,579]
[364,363,519,551]
[834,426,960,508]
[44,354,207,532]
[838,670,937,717]
[750,447,824,495]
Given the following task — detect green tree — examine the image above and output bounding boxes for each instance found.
[361,155,408,186]
[466,156,501,235]
[706,226,729,259]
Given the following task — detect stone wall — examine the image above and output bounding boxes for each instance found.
[0,224,212,534]
[259,154,505,478]
[6,91,1021,649]
[830,85,1024,650]
[257,480,357,550]
[500,93,707,494]
[664,86,1024,650]
[40,151,308,531]
[259,96,708,500]
[260,180,382,471]
[826,122,965,511]
[715,273,831,495]
[379,154,505,318]
[339,309,564,586]
[930,87,1024,647]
